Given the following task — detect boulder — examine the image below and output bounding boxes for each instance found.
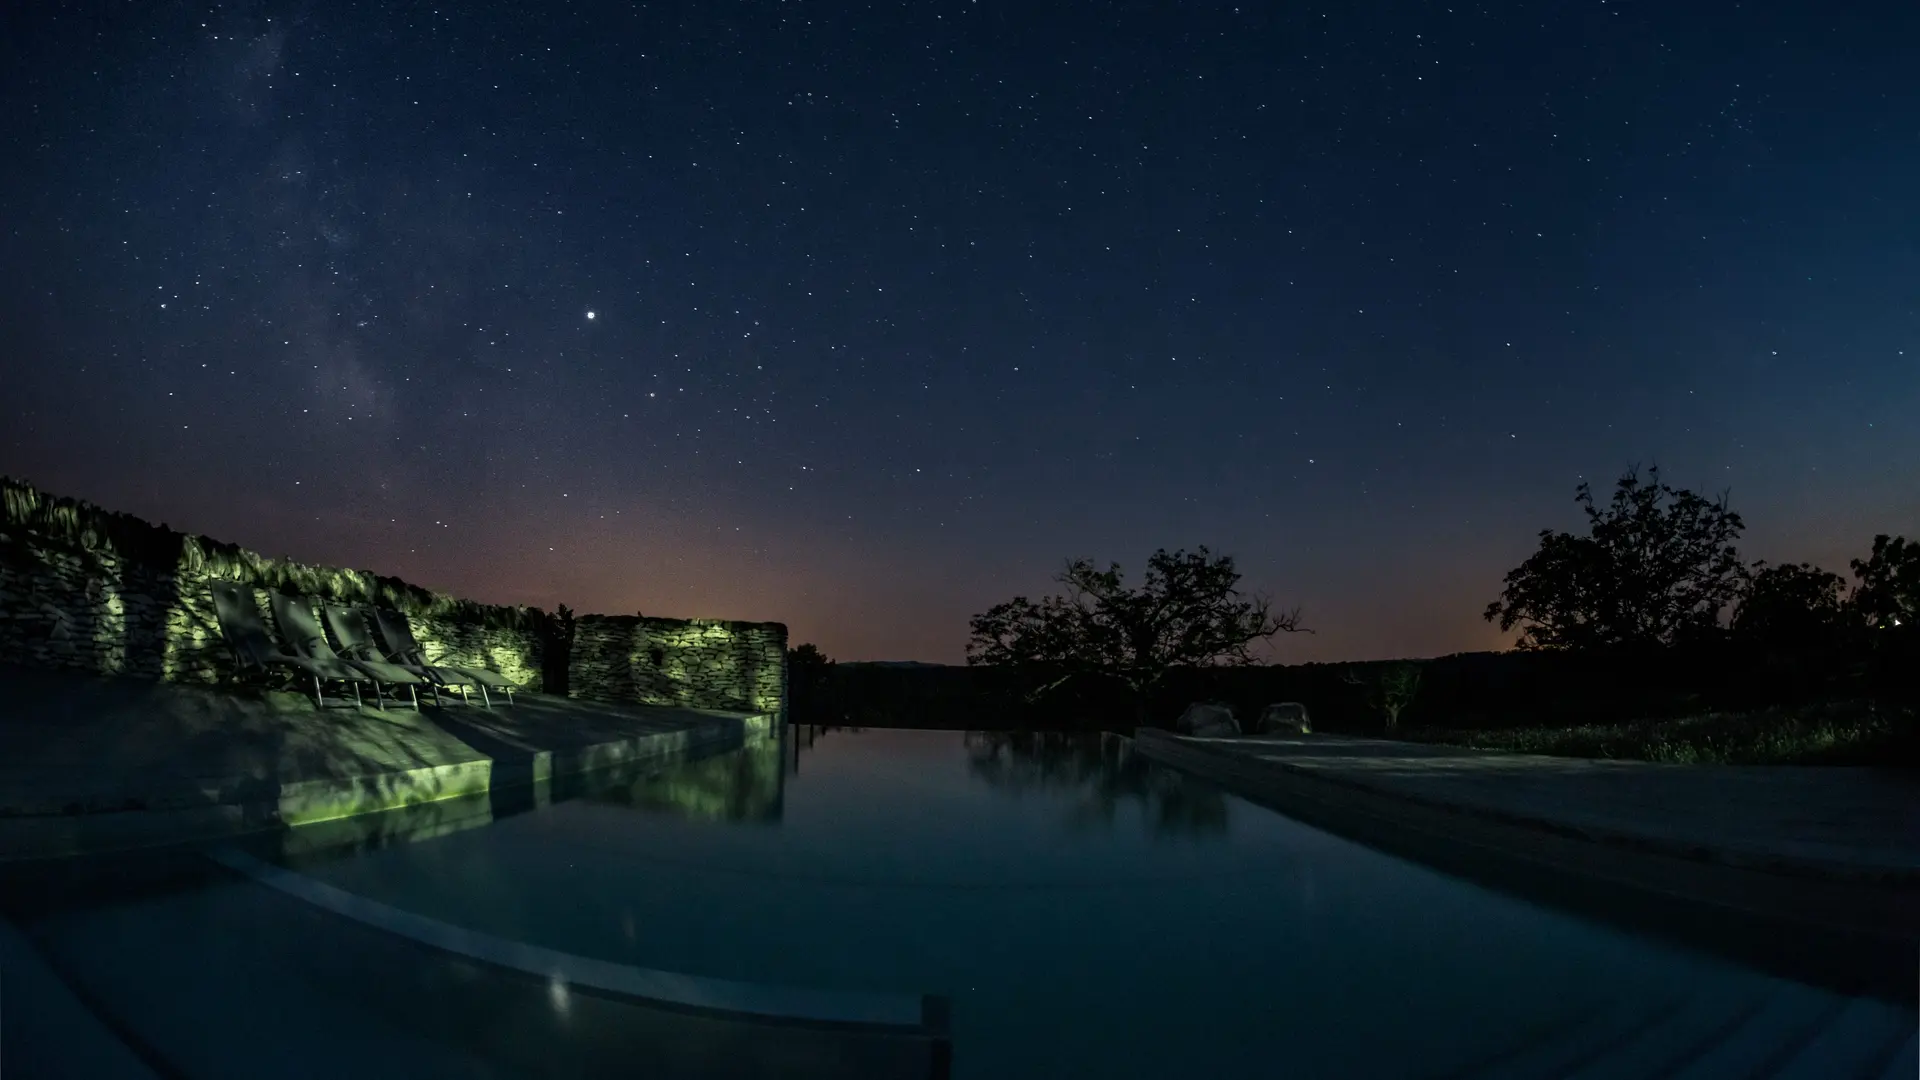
[1257,702,1313,735]
[1175,701,1240,737]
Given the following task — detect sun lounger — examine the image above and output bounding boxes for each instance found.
[370,607,517,707]
[267,592,424,711]
[323,603,480,707]
[210,581,370,709]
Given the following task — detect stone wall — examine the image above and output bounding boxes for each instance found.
[570,614,787,717]
[0,526,545,692]
[0,479,789,718]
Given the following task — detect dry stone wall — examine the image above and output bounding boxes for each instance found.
[0,532,228,683]
[0,527,544,692]
[571,614,787,717]
[0,481,789,718]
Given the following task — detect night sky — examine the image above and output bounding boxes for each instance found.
[2,2,1916,664]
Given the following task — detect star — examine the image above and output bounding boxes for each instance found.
[585,310,597,320]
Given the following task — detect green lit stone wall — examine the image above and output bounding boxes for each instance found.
[0,531,228,682]
[1,478,787,713]
[0,526,544,692]
[570,614,787,716]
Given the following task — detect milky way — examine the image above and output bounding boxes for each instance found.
[2,1,1915,662]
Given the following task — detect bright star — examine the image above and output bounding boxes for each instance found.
[586,310,597,320]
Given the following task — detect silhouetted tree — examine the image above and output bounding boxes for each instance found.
[1851,535,1920,706]
[788,642,833,669]
[1731,562,1852,649]
[966,547,1304,721]
[786,642,835,719]
[542,604,576,695]
[1342,661,1423,730]
[1485,465,1747,650]
[1850,535,1919,631]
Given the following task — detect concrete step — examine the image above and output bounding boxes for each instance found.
[1561,990,1770,1080]
[1769,995,1917,1079]
[1466,994,1689,1080]
[0,915,160,1080]
[1874,1031,1917,1080]
[1666,984,1852,1079]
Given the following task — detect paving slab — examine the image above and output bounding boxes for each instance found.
[1133,728,1920,1000]
[1139,731,1920,882]
[0,664,769,860]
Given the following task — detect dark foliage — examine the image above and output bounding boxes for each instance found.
[1485,466,1747,650]
[786,643,835,715]
[1851,534,1920,631]
[1341,661,1423,730]
[542,605,577,694]
[1732,562,1853,648]
[966,547,1304,718]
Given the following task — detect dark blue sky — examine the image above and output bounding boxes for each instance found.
[3,1,1915,663]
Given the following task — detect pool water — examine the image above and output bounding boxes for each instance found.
[4,726,1914,1079]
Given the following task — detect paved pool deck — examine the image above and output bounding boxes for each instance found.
[1134,729,1920,989]
[0,664,771,861]
[1136,730,1920,882]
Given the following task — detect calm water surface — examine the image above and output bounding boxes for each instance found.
[4,726,1913,1079]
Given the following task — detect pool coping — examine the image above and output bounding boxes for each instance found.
[209,846,953,1045]
[1133,728,1920,1001]
[1133,728,1917,885]
[0,714,772,863]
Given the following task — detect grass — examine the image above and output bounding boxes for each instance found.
[1397,699,1918,766]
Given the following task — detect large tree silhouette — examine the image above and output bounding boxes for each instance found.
[1486,466,1747,650]
[966,547,1303,718]
[1850,534,1919,631]
[1731,561,1852,649]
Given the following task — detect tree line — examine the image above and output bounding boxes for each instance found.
[789,465,1915,733]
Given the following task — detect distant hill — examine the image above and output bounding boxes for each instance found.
[838,660,953,669]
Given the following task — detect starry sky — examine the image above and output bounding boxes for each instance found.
[2,1,1916,664]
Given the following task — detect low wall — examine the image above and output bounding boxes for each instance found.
[0,527,546,691]
[0,478,789,717]
[570,615,787,717]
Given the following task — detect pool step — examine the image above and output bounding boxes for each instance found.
[1465,995,1689,1080]
[0,915,162,1080]
[1455,981,1917,1080]
[1768,996,1918,1079]
[1559,991,1768,1080]
[1662,984,1908,1080]
[1875,1031,1918,1080]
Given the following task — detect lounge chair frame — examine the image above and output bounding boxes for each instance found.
[209,581,367,709]
[269,592,422,711]
[370,608,516,708]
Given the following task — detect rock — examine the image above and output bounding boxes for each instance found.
[1258,702,1313,734]
[1175,701,1240,737]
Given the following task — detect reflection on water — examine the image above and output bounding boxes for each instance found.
[278,721,789,869]
[209,725,1911,1080]
[963,731,1230,837]
[784,723,861,775]
[581,726,785,823]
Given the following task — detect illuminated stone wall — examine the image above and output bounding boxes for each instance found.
[0,526,545,691]
[570,614,787,717]
[1,480,786,715]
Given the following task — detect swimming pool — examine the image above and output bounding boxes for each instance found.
[4,726,1913,1078]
